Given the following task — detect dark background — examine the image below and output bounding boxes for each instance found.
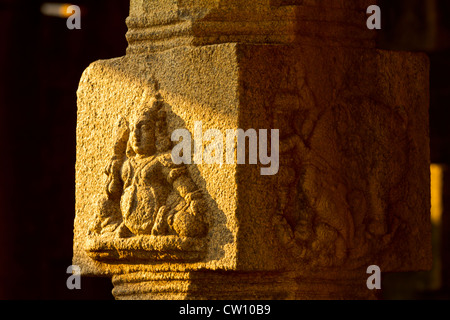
[0,0,449,299]
[0,0,129,299]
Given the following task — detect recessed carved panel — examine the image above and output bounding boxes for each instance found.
[269,61,402,268]
[85,94,208,262]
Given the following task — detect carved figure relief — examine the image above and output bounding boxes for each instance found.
[271,63,400,268]
[86,93,208,262]
[274,104,354,267]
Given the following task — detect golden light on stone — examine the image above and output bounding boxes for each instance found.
[430,164,444,226]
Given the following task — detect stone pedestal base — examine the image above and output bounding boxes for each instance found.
[111,270,380,300]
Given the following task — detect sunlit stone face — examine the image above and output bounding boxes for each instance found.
[129,113,156,157]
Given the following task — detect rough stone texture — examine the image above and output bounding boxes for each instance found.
[74,0,431,299]
[125,0,378,54]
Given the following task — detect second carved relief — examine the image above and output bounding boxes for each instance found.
[271,60,402,268]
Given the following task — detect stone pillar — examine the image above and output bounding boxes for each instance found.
[74,0,431,300]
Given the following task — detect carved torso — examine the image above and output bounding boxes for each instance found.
[121,155,172,234]
[89,96,208,246]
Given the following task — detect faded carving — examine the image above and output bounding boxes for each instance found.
[271,64,399,268]
[275,111,353,267]
[89,94,208,256]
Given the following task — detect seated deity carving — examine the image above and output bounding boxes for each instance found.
[90,94,208,242]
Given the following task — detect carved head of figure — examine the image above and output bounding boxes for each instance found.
[126,94,172,158]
